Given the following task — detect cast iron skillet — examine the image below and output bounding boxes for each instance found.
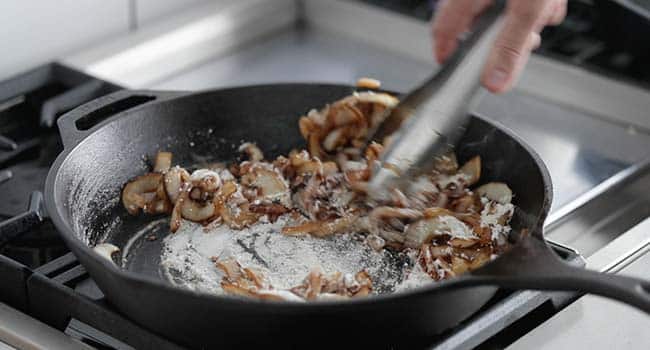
[45,84,650,349]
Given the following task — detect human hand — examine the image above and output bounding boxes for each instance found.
[432,0,567,93]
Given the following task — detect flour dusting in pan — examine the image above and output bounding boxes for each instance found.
[119,87,515,301]
[160,215,407,295]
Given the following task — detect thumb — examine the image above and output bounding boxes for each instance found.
[481,12,544,93]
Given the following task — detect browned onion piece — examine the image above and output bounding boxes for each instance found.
[299,116,315,140]
[190,169,221,193]
[239,142,264,162]
[153,151,172,173]
[354,91,398,107]
[356,77,381,89]
[144,198,171,215]
[248,202,289,222]
[241,167,290,206]
[122,173,163,215]
[322,127,346,152]
[306,268,323,300]
[180,199,216,222]
[366,234,386,251]
[282,216,357,237]
[433,152,458,174]
[328,103,364,129]
[218,181,238,199]
[218,203,259,230]
[451,194,480,213]
[169,189,186,233]
[308,133,324,159]
[164,167,190,204]
[404,218,441,248]
[422,207,456,218]
[448,237,480,248]
[458,156,481,186]
[370,206,422,221]
[405,210,476,249]
[221,281,255,298]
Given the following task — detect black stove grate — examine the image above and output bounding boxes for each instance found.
[29,253,184,349]
[0,63,120,268]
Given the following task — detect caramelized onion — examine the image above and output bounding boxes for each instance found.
[458,156,481,186]
[153,151,172,173]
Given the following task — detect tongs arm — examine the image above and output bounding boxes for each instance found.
[368,1,506,201]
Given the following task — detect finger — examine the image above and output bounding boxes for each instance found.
[481,17,544,94]
[530,31,542,50]
[528,0,559,34]
[548,0,567,25]
[431,0,492,63]
[480,1,549,93]
[533,0,566,33]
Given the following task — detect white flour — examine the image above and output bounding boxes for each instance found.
[480,198,515,243]
[159,200,514,298]
[160,216,409,295]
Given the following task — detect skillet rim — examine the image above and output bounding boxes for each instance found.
[44,83,553,309]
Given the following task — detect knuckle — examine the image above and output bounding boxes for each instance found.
[494,41,523,62]
[432,23,453,41]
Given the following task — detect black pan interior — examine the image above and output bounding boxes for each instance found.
[52,84,550,281]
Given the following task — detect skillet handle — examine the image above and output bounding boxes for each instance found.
[471,237,650,314]
[57,89,186,149]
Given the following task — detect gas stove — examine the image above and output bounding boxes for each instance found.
[0,64,120,269]
[0,66,586,350]
[2,1,650,349]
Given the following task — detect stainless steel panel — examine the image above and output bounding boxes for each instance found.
[152,28,433,92]
[0,303,93,350]
[0,342,17,350]
[508,218,650,350]
[545,166,650,257]
[135,0,214,26]
[476,91,650,213]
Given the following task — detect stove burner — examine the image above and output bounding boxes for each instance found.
[0,63,120,269]
[537,1,650,87]
[0,64,120,216]
[0,191,45,248]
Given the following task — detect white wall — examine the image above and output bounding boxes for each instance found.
[0,1,129,80]
[0,0,212,81]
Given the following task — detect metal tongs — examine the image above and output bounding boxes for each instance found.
[367,1,506,201]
